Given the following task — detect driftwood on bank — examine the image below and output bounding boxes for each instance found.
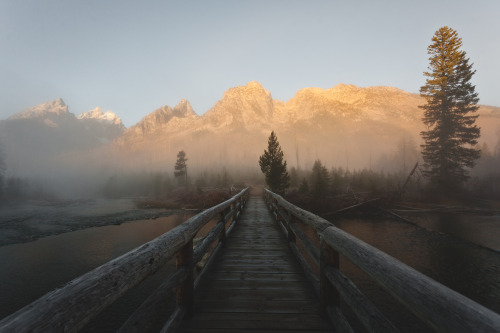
[322,198,380,217]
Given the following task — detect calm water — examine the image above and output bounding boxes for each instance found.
[0,210,499,331]
[332,213,500,332]
[0,213,192,328]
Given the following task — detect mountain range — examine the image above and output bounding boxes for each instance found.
[1,82,499,179]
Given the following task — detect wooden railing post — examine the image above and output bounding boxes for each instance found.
[320,237,340,314]
[231,201,237,223]
[218,211,226,246]
[286,213,296,244]
[176,239,194,316]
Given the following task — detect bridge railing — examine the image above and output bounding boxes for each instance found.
[264,189,500,333]
[0,188,249,333]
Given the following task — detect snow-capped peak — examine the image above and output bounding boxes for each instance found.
[9,98,69,120]
[77,107,124,127]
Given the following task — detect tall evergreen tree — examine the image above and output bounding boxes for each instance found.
[259,131,290,195]
[174,150,188,185]
[419,26,480,190]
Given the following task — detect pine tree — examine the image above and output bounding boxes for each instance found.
[174,150,188,185]
[419,26,480,190]
[259,131,290,195]
[311,159,330,197]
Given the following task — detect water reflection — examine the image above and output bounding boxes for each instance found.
[0,213,190,320]
[332,215,500,332]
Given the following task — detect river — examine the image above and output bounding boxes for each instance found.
[0,212,193,331]
[332,212,500,332]
[0,207,499,331]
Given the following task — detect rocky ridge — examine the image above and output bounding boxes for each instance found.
[2,82,499,176]
[113,82,500,171]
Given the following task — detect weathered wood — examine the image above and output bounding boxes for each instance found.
[160,307,185,333]
[193,222,224,264]
[265,188,500,332]
[178,195,331,332]
[393,161,419,201]
[177,239,194,315]
[326,305,355,333]
[286,212,297,243]
[325,266,399,333]
[320,237,339,314]
[322,225,500,332]
[288,218,320,265]
[183,312,331,330]
[265,189,331,232]
[328,198,380,215]
[289,242,320,295]
[0,188,249,333]
[0,222,192,332]
[194,242,222,290]
[117,268,188,333]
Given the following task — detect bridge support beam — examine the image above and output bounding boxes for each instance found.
[218,211,227,246]
[176,239,194,316]
[320,237,340,315]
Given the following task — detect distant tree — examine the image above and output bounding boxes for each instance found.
[298,178,309,194]
[394,135,419,173]
[220,167,232,188]
[420,26,481,190]
[259,131,290,195]
[174,150,188,185]
[289,166,299,188]
[310,160,330,197]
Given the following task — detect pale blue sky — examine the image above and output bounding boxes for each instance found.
[1,0,499,127]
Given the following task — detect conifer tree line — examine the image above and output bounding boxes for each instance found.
[259,26,484,196]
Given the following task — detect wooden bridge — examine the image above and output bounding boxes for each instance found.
[1,187,500,332]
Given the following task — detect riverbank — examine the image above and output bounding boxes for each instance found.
[0,188,235,247]
[0,198,183,247]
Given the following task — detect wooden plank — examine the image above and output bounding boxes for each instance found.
[266,188,500,333]
[0,189,250,333]
[179,329,331,333]
[207,272,306,282]
[197,288,315,301]
[177,194,332,332]
[194,299,320,314]
[185,312,331,330]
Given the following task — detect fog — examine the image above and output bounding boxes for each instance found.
[0,131,494,202]
[1,110,500,202]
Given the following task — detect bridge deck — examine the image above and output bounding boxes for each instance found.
[178,194,332,332]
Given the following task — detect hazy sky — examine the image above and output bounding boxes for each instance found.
[1,1,499,127]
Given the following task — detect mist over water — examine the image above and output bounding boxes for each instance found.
[1,83,500,331]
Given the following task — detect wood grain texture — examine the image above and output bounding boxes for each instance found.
[177,195,332,332]
[266,189,500,333]
[0,189,248,333]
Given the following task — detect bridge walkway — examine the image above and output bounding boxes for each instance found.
[178,194,332,332]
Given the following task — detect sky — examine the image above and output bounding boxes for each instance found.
[1,0,499,127]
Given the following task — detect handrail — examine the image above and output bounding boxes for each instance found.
[264,189,500,333]
[0,188,249,332]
